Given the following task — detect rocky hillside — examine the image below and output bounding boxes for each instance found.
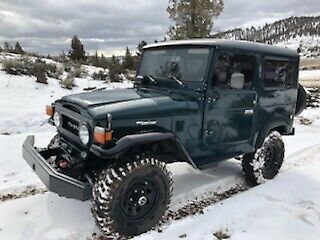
[212,16,320,58]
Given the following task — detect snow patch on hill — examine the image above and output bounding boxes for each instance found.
[275,35,320,58]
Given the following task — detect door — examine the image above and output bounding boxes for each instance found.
[203,51,257,156]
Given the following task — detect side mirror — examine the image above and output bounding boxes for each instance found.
[230,73,245,89]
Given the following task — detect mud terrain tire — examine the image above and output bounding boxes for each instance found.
[91,157,173,237]
[242,131,285,185]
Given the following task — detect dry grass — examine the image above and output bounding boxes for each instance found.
[300,58,320,70]
[300,80,320,88]
[299,58,320,87]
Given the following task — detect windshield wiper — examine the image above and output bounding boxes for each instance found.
[168,75,186,87]
[146,74,157,83]
[136,75,157,84]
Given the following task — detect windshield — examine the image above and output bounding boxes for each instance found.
[138,47,210,82]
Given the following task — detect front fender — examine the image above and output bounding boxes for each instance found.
[90,132,196,167]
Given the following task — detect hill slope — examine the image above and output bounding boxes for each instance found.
[212,16,320,58]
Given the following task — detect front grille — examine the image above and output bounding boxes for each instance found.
[62,104,81,114]
[62,115,79,136]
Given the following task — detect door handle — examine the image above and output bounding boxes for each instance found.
[244,109,254,115]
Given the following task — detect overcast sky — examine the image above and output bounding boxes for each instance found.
[0,0,319,56]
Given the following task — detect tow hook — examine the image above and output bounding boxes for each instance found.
[57,159,69,169]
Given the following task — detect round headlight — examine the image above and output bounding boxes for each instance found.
[79,124,90,145]
[53,112,61,127]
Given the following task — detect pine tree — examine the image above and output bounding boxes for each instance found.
[123,47,134,70]
[109,55,123,82]
[137,40,147,57]
[100,54,109,70]
[69,35,86,61]
[91,51,100,67]
[111,55,119,65]
[14,42,24,54]
[167,0,224,40]
[3,41,12,52]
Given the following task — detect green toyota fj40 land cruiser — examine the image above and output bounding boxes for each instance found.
[23,39,306,237]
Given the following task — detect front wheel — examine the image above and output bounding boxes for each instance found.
[91,157,173,237]
[242,131,285,185]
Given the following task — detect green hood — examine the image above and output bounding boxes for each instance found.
[62,88,142,108]
[62,88,196,120]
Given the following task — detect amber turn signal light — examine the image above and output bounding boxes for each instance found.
[94,127,112,144]
[46,105,54,117]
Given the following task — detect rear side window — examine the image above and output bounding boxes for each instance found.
[213,52,255,89]
[263,59,296,88]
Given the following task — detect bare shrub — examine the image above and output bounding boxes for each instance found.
[33,59,48,84]
[60,72,75,89]
[2,57,33,75]
[92,70,108,81]
[48,66,64,79]
[2,59,17,75]
[63,62,72,72]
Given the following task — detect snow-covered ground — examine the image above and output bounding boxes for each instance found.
[299,69,320,83]
[299,69,320,87]
[0,66,320,240]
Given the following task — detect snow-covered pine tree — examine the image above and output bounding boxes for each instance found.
[167,0,224,40]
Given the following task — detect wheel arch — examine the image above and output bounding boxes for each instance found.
[92,132,197,168]
[121,133,197,168]
[255,121,289,149]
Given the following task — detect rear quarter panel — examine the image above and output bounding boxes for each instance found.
[251,55,298,147]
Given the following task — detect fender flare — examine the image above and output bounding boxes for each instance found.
[90,132,197,168]
[255,120,289,149]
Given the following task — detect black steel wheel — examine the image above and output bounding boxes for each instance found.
[91,157,173,237]
[242,131,285,185]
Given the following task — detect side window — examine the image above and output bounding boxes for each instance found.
[213,52,255,90]
[263,59,296,88]
[286,62,296,88]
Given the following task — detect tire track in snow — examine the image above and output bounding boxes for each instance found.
[88,143,320,239]
[162,182,249,223]
[88,182,250,240]
[284,143,320,170]
[0,185,47,202]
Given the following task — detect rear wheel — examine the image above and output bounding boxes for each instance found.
[91,157,173,237]
[242,131,285,185]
